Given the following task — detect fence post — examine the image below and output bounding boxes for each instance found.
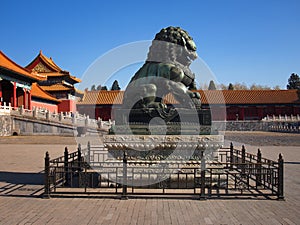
[256,149,262,187]
[43,151,50,199]
[278,153,284,200]
[121,151,128,200]
[241,145,246,175]
[78,144,82,170]
[87,141,91,164]
[64,147,69,186]
[230,142,234,170]
[200,150,206,200]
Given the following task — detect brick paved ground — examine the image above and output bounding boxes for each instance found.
[0,133,299,225]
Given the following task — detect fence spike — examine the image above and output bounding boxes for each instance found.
[257,149,261,156]
[278,153,284,200]
[43,151,50,199]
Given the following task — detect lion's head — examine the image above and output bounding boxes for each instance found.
[147,26,198,67]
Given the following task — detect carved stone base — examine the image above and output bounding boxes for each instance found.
[103,134,224,161]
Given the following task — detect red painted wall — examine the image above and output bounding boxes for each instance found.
[77,104,300,121]
[31,100,58,113]
[58,99,76,113]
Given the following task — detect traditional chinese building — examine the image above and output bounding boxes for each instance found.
[26,51,83,112]
[31,83,61,112]
[200,90,300,120]
[0,50,82,113]
[0,51,38,110]
[77,89,300,121]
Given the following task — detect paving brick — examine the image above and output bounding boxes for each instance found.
[0,140,300,225]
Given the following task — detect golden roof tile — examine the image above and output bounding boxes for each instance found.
[78,90,123,105]
[40,83,73,91]
[77,90,300,105]
[31,83,61,103]
[0,51,39,81]
[26,51,81,83]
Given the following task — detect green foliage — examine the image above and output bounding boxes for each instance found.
[208,80,216,90]
[287,73,300,90]
[91,84,96,91]
[228,83,234,90]
[111,80,121,90]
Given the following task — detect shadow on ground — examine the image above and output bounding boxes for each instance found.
[0,171,44,197]
[0,171,44,185]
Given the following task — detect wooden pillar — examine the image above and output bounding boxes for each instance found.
[28,90,31,110]
[23,89,27,109]
[240,107,245,120]
[0,82,2,106]
[292,106,298,116]
[13,82,17,108]
[257,107,263,120]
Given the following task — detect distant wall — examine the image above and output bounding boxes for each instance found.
[58,100,76,113]
[31,100,58,113]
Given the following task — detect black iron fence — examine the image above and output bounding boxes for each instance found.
[44,143,284,200]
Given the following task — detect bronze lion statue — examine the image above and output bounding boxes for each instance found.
[121,26,202,123]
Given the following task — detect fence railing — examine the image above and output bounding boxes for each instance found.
[44,142,284,200]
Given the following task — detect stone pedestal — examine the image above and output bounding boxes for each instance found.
[103,134,224,161]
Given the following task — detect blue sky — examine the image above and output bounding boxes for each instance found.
[1,0,299,89]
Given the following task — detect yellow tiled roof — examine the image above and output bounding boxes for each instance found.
[0,51,39,81]
[42,72,81,82]
[78,89,300,105]
[40,83,73,92]
[26,51,81,83]
[200,90,300,105]
[78,90,123,105]
[31,83,61,103]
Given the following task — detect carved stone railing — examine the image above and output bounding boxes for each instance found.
[0,103,113,130]
[262,114,300,121]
